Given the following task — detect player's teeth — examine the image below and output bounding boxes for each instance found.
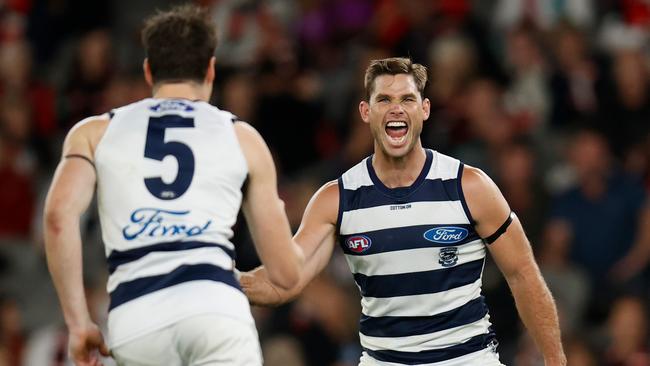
[387,122,406,127]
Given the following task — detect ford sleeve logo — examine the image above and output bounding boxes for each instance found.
[423,227,468,244]
[346,235,372,253]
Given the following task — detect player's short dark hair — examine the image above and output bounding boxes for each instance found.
[364,57,428,100]
[141,4,217,84]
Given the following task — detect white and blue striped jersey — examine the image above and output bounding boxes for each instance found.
[337,149,498,365]
[94,98,252,348]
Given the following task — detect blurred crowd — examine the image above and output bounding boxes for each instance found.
[0,0,649,365]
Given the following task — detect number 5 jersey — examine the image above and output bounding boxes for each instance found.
[94,98,251,348]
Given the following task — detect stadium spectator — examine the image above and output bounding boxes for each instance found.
[549,129,650,319]
[603,296,650,365]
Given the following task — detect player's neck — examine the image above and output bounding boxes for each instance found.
[152,82,210,102]
[372,144,427,188]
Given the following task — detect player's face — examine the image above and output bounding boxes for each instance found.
[359,74,430,159]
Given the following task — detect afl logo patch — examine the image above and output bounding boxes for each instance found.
[346,235,372,253]
[424,227,468,244]
[439,247,459,267]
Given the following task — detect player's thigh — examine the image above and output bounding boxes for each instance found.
[111,327,182,366]
[176,313,262,366]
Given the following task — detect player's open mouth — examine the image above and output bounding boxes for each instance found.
[385,121,408,145]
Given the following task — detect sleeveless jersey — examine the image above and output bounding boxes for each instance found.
[94,98,251,347]
[337,149,498,365]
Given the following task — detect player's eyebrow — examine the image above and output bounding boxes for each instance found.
[400,93,418,100]
[374,93,391,101]
[374,93,418,101]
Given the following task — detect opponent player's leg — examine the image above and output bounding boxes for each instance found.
[177,313,263,366]
[111,327,182,366]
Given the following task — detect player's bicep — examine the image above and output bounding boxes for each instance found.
[235,122,286,233]
[462,166,511,237]
[234,121,301,274]
[293,181,339,277]
[45,127,97,225]
[486,216,537,279]
[462,166,534,277]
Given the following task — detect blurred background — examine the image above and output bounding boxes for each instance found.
[0,0,649,365]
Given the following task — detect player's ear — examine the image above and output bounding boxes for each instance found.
[359,100,370,124]
[143,58,154,87]
[205,57,216,85]
[422,97,431,121]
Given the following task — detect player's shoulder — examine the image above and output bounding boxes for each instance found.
[232,120,265,157]
[69,98,150,143]
[232,120,258,138]
[461,164,509,224]
[305,180,339,224]
[461,164,502,201]
[70,113,111,133]
[317,180,339,199]
[65,113,111,152]
[461,164,494,191]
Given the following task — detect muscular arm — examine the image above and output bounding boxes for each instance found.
[44,117,110,364]
[234,122,304,290]
[462,166,566,366]
[240,181,339,306]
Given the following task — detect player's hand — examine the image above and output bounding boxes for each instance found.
[239,268,284,307]
[68,323,111,366]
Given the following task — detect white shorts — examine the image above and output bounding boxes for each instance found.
[358,347,504,366]
[111,313,262,366]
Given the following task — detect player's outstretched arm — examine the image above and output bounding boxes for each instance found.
[44,118,110,366]
[234,122,305,290]
[240,180,339,306]
[462,166,567,366]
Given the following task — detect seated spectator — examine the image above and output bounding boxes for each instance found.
[537,220,590,336]
[0,294,24,366]
[565,337,597,366]
[496,139,548,242]
[549,129,650,319]
[0,97,36,239]
[604,296,650,366]
[599,49,650,169]
[549,23,600,129]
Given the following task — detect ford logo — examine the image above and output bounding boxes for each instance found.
[346,235,372,253]
[423,227,468,244]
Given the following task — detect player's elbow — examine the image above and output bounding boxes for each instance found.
[44,208,65,237]
[267,268,300,291]
[43,204,75,239]
[267,246,305,291]
[503,258,540,286]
